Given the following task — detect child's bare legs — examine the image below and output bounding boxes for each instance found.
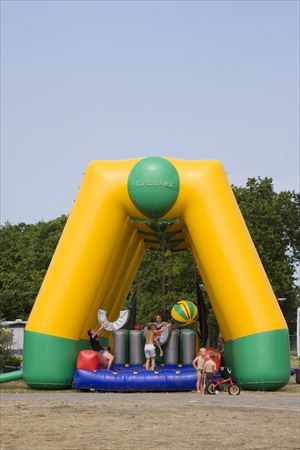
[196,372,201,393]
[103,351,114,370]
[154,338,163,357]
[145,358,150,370]
[107,359,113,370]
[200,373,206,394]
[150,357,156,371]
[195,372,205,394]
[200,376,205,394]
[197,373,205,394]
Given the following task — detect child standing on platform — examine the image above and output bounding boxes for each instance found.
[144,322,171,370]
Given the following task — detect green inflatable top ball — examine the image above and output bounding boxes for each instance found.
[127,156,180,219]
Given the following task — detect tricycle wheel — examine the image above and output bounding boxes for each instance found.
[228,384,240,395]
[207,382,217,395]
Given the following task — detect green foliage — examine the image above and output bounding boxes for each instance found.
[0,322,23,371]
[4,354,23,367]
[130,249,197,323]
[0,216,67,320]
[0,326,13,371]
[232,178,300,332]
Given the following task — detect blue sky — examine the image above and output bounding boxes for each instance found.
[1,0,299,224]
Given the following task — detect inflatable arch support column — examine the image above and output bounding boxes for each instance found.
[24,157,290,390]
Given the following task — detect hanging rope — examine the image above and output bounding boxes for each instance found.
[193,263,209,346]
[196,282,209,347]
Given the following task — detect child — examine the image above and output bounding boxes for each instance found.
[144,322,171,370]
[203,351,217,390]
[153,315,168,357]
[192,347,206,394]
[88,327,104,352]
[100,345,114,370]
[87,327,114,370]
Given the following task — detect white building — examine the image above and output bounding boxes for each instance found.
[1,319,27,354]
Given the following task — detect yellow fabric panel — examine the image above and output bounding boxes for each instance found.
[189,240,232,340]
[26,163,128,339]
[108,239,144,322]
[92,218,133,307]
[82,237,144,339]
[179,160,286,340]
[171,309,186,323]
[80,220,138,338]
[101,231,141,317]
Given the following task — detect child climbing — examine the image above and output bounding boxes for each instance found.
[153,315,168,357]
[87,327,114,370]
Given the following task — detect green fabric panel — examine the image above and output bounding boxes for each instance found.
[78,338,91,352]
[78,337,109,351]
[100,336,109,347]
[23,331,79,389]
[224,329,290,390]
[173,303,188,321]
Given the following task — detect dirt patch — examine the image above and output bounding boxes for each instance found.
[1,390,300,450]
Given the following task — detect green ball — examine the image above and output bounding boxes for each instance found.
[171,300,198,326]
[127,157,180,219]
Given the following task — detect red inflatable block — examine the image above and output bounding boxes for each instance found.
[77,350,108,371]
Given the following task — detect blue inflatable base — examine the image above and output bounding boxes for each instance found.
[73,364,197,392]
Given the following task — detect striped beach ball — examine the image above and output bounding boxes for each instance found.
[171,300,198,326]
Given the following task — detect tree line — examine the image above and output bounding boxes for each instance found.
[0,178,299,339]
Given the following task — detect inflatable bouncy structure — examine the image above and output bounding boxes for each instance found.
[23,157,290,390]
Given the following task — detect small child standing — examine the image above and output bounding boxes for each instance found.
[203,352,217,391]
[144,322,171,370]
[192,348,207,394]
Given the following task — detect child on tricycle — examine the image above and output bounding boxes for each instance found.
[206,367,241,395]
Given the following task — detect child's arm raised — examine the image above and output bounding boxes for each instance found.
[94,325,105,337]
[152,323,171,334]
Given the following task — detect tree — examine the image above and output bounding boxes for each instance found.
[233,178,300,332]
[0,323,13,371]
[0,216,67,320]
[130,249,197,325]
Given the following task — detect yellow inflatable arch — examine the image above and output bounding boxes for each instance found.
[24,157,290,390]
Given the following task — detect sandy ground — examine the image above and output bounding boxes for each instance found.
[1,379,300,450]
